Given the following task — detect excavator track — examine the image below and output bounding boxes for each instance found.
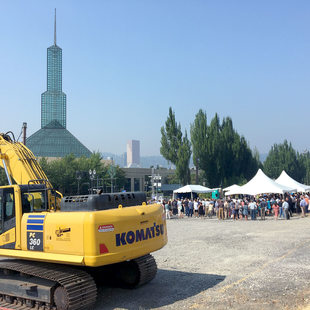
[95,254,157,288]
[0,260,97,310]
[133,254,157,287]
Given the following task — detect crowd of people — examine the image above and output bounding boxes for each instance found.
[162,193,310,221]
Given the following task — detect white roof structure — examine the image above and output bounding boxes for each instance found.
[227,169,296,196]
[173,184,213,194]
[276,171,310,193]
[224,185,241,196]
[223,184,241,192]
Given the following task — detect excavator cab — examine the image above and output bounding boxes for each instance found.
[22,183,48,212]
[0,186,16,249]
[0,184,57,250]
[0,187,15,236]
[26,180,60,211]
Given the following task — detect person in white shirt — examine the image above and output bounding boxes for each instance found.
[164,201,171,219]
[282,198,290,220]
[177,199,182,218]
[249,200,257,220]
[205,200,210,217]
[194,199,199,217]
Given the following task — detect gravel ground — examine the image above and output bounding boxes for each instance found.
[95,215,310,310]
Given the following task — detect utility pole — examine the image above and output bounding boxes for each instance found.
[22,122,27,145]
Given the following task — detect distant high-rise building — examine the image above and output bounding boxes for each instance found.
[127,140,140,168]
[27,9,91,158]
[122,152,127,167]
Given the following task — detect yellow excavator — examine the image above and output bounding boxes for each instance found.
[0,132,167,310]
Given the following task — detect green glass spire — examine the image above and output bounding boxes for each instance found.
[41,8,66,129]
[27,10,92,158]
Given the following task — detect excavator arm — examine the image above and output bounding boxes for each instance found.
[0,132,51,186]
[0,132,61,209]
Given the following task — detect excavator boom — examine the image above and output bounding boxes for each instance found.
[0,132,61,210]
[0,133,52,188]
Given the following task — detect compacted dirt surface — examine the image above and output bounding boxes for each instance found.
[95,215,310,310]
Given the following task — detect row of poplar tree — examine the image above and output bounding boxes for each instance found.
[160,107,310,187]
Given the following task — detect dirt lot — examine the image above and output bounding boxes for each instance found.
[95,215,310,310]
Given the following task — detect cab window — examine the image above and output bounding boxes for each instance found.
[22,193,32,214]
[0,188,16,235]
[22,191,46,212]
[33,192,46,210]
[4,190,15,220]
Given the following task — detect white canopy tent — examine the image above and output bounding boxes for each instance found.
[223,184,241,196]
[173,184,213,198]
[227,169,296,196]
[276,171,310,193]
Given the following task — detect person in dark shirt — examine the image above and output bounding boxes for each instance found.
[188,200,194,217]
[184,198,189,217]
[287,195,293,217]
[278,199,284,219]
[260,199,267,220]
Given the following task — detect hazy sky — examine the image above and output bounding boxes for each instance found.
[0,1,309,156]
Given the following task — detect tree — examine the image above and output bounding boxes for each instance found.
[160,107,182,165]
[298,151,310,184]
[102,164,126,193]
[220,117,235,184]
[38,152,126,195]
[204,113,222,187]
[176,131,191,185]
[0,168,8,186]
[190,110,208,183]
[41,154,79,195]
[264,140,301,180]
[160,107,191,185]
[195,113,260,188]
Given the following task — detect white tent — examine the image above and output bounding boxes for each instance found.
[227,169,296,196]
[173,184,213,198]
[223,184,241,196]
[276,171,310,193]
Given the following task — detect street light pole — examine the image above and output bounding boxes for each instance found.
[152,173,161,201]
[89,169,96,194]
[108,165,116,193]
[151,167,155,199]
[76,171,82,195]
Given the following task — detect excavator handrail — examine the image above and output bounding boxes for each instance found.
[27,178,51,187]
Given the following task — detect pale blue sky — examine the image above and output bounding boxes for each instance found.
[0,1,309,156]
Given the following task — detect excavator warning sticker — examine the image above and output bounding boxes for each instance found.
[27,215,45,251]
[98,224,114,233]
